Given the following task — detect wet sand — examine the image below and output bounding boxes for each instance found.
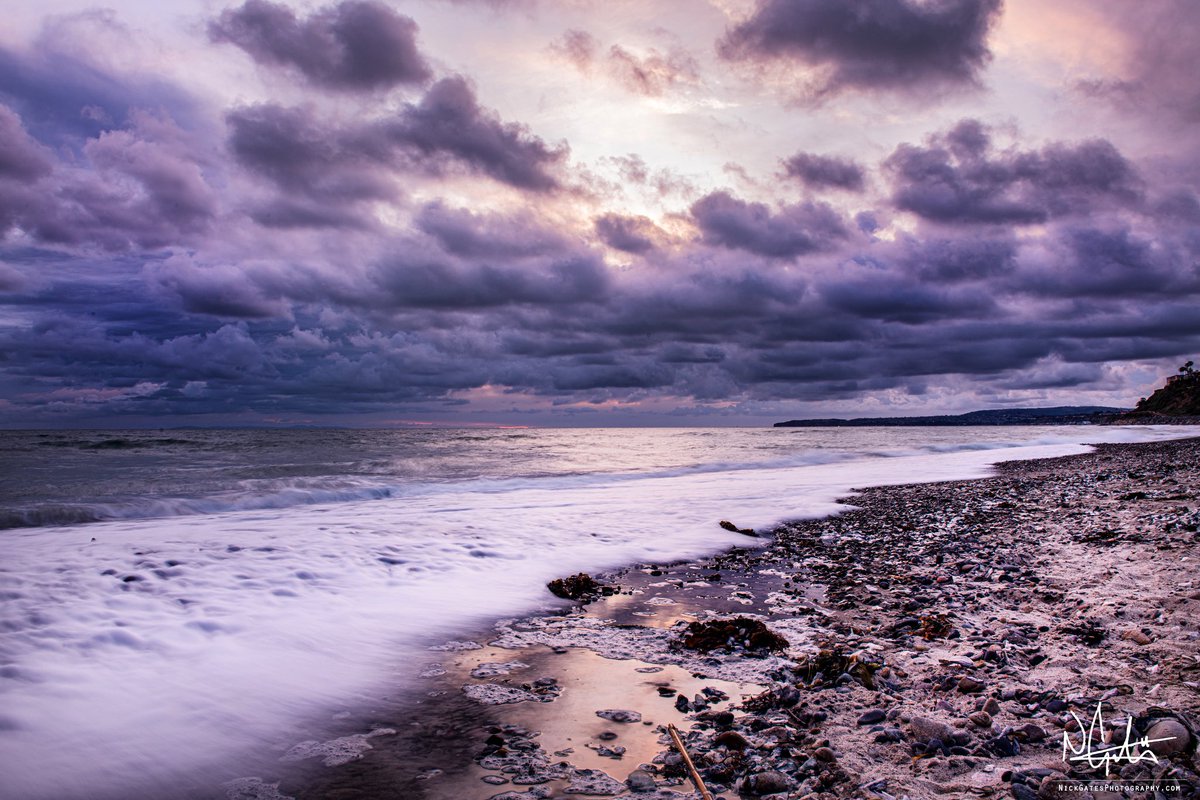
[254,436,1200,800]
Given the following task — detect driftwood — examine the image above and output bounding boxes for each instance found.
[666,723,713,800]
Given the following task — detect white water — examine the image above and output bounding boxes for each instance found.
[0,425,1193,799]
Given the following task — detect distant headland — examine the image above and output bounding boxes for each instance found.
[776,361,1200,427]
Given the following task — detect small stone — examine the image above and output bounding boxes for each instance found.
[1122,628,1153,645]
[958,676,985,694]
[744,770,791,796]
[1146,719,1190,757]
[625,769,656,793]
[858,709,887,725]
[482,775,509,785]
[813,746,836,762]
[983,697,1001,715]
[910,715,953,742]
[713,731,749,750]
[968,711,993,728]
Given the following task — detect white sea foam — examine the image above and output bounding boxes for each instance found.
[0,425,1193,798]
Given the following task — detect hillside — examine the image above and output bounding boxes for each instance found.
[1129,360,1200,417]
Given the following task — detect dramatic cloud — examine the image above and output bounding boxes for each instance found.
[593,213,663,254]
[718,0,1003,96]
[385,77,566,191]
[690,191,849,258]
[210,0,431,91]
[885,120,1141,224]
[781,152,865,192]
[2,1,1199,424]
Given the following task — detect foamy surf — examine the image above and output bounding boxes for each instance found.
[0,425,1194,798]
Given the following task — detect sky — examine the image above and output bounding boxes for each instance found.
[0,0,1198,427]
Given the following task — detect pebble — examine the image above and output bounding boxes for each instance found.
[910,715,953,742]
[968,711,993,728]
[857,709,887,725]
[744,770,791,795]
[625,769,656,793]
[957,675,985,693]
[1146,719,1190,757]
[813,746,837,762]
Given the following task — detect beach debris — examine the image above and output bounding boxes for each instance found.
[677,617,788,655]
[547,573,615,602]
[667,723,714,800]
[718,520,758,537]
[795,647,881,689]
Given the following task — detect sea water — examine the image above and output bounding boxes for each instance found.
[0,425,1194,798]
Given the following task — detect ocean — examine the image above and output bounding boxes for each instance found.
[0,424,1193,799]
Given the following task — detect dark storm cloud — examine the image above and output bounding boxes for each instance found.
[209,0,431,91]
[885,119,1141,224]
[225,78,565,226]
[593,213,662,254]
[821,277,996,324]
[717,0,1002,96]
[0,103,218,250]
[226,102,395,227]
[690,191,849,258]
[899,235,1017,282]
[415,202,571,258]
[781,152,865,192]
[381,77,566,192]
[1014,225,1198,300]
[369,247,609,310]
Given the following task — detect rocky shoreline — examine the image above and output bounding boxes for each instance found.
[257,436,1200,800]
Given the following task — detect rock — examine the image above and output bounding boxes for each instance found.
[968,711,993,728]
[910,715,953,742]
[625,769,656,793]
[482,775,509,785]
[1122,628,1153,645]
[595,709,641,724]
[547,573,607,601]
[813,746,836,762]
[744,770,792,795]
[958,675,985,694]
[987,734,1020,757]
[1012,784,1038,800]
[983,697,1001,715]
[1016,724,1046,743]
[858,709,887,725]
[713,731,750,750]
[1145,719,1190,757]
[718,520,758,537]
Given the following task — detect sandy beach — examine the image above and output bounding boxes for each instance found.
[235,435,1200,800]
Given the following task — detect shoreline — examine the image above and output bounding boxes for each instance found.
[245,437,1200,800]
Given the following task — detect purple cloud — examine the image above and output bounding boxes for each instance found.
[210,0,432,91]
[718,0,1002,97]
[690,191,849,258]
